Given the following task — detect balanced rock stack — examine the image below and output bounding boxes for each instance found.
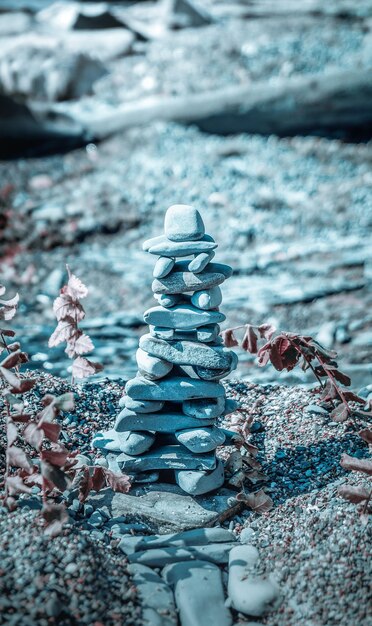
[93,205,238,495]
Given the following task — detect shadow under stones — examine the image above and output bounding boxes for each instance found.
[250,424,370,505]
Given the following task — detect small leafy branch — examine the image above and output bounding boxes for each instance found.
[1,283,129,536]
[338,431,372,519]
[221,324,368,423]
[49,265,103,383]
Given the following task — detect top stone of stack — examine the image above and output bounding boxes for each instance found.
[164,204,205,242]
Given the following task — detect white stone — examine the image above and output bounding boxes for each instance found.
[136,348,173,380]
[188,251,215,273]
[153,256,175,278]
[191,286,223,310]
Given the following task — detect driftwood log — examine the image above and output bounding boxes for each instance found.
[51,66,372,138]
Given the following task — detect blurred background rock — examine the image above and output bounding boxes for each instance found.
[0,0,371,386]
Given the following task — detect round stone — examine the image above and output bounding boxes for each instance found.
[175,459,225,495]
[176,427,226,453]
[136,348,173,380]
[191,286,222,310]
[164,204,205,242]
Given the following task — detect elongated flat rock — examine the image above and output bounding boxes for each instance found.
[188,251,215,273]
[163,561,233,626]
[176,426,226,453]
[93,428,155,455]
[228,545,280,617]
[120,527,236,555]
[125,376,225,401]
[174,261,232,278]
[152,271,225,295]
[144,304,225,329]
[127,563,177,626]
[144,234,217,258]
[164,204,205,242]
[115,408,214,433]
[122,396,165,413]
[153,256,175,278]
[140,334,236,370]
[129,543,235,567]
[117,445,217,472]
[136,348,173,380]
[149,324,220,343]
[183,396,226,418]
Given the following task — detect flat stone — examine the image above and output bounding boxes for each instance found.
[116,445,217,472]
[88,488,219,533]
[152,271,225,295]
[144,234,217,258]
[163,561,232,626]
[125,376,225,401]
[224,398,241,415]
[154,293,182,308]
[127,563,177,626]
[188,251,215,273]
[176,427,226,453]
[123,396,165,413]
[144,304,225,329]
[164,204,205,242]
[149,324,220,344]
[139,335,236,370]
[183,396,226,419]
[191,286,223,310]
[120,527,236,555]
[175,459,225,495]
[153,256,175,279]
[228,545,280,617]
[129,543,234,567]
[92,428,155,455]
[136,348,173,380]
[193,355,238,380]
[115,408,214,433]
[174,261,232,278]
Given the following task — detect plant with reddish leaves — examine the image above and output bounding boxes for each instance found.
[338,431,372,520]
[222,323,368,424]
[49,265,103,383]
[1,283,130,535]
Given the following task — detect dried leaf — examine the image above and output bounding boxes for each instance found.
[7,421,18,447]
[41,449,68,467]
[236,489,273,513]
[104,469,131,493]
[72,356,103,379]
[6,475,32,496]
[7,446,32,471]
[24,423,44,449]
[1,349,23,369]
[221,329,239,348]
[241,325,258,353]
[78,466,93,502]
[48,319,76,348]
[65,268,88,300]
[0,292,19,321]
[54,392,75,412]
[338,485,370,504]
[225,450,243,475]
[340,453,372,476]
[40,422,61,443]
[257,324,276,340]
[359,429,372,445]
[92,466,107,492]
[0,366,21,389]
[53,295,85,322]
[74,333,94,355]
[41,461,70,492]
[42,503,68,537]
[330,404,349,422]
[11,413,31,423]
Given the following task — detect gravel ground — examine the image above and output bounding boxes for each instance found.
[0,373,370,626]
[0,508,142,626]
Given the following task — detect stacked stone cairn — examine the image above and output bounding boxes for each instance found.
[93,205,238,495]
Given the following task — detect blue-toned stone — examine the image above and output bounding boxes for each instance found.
[164,204,205,242]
